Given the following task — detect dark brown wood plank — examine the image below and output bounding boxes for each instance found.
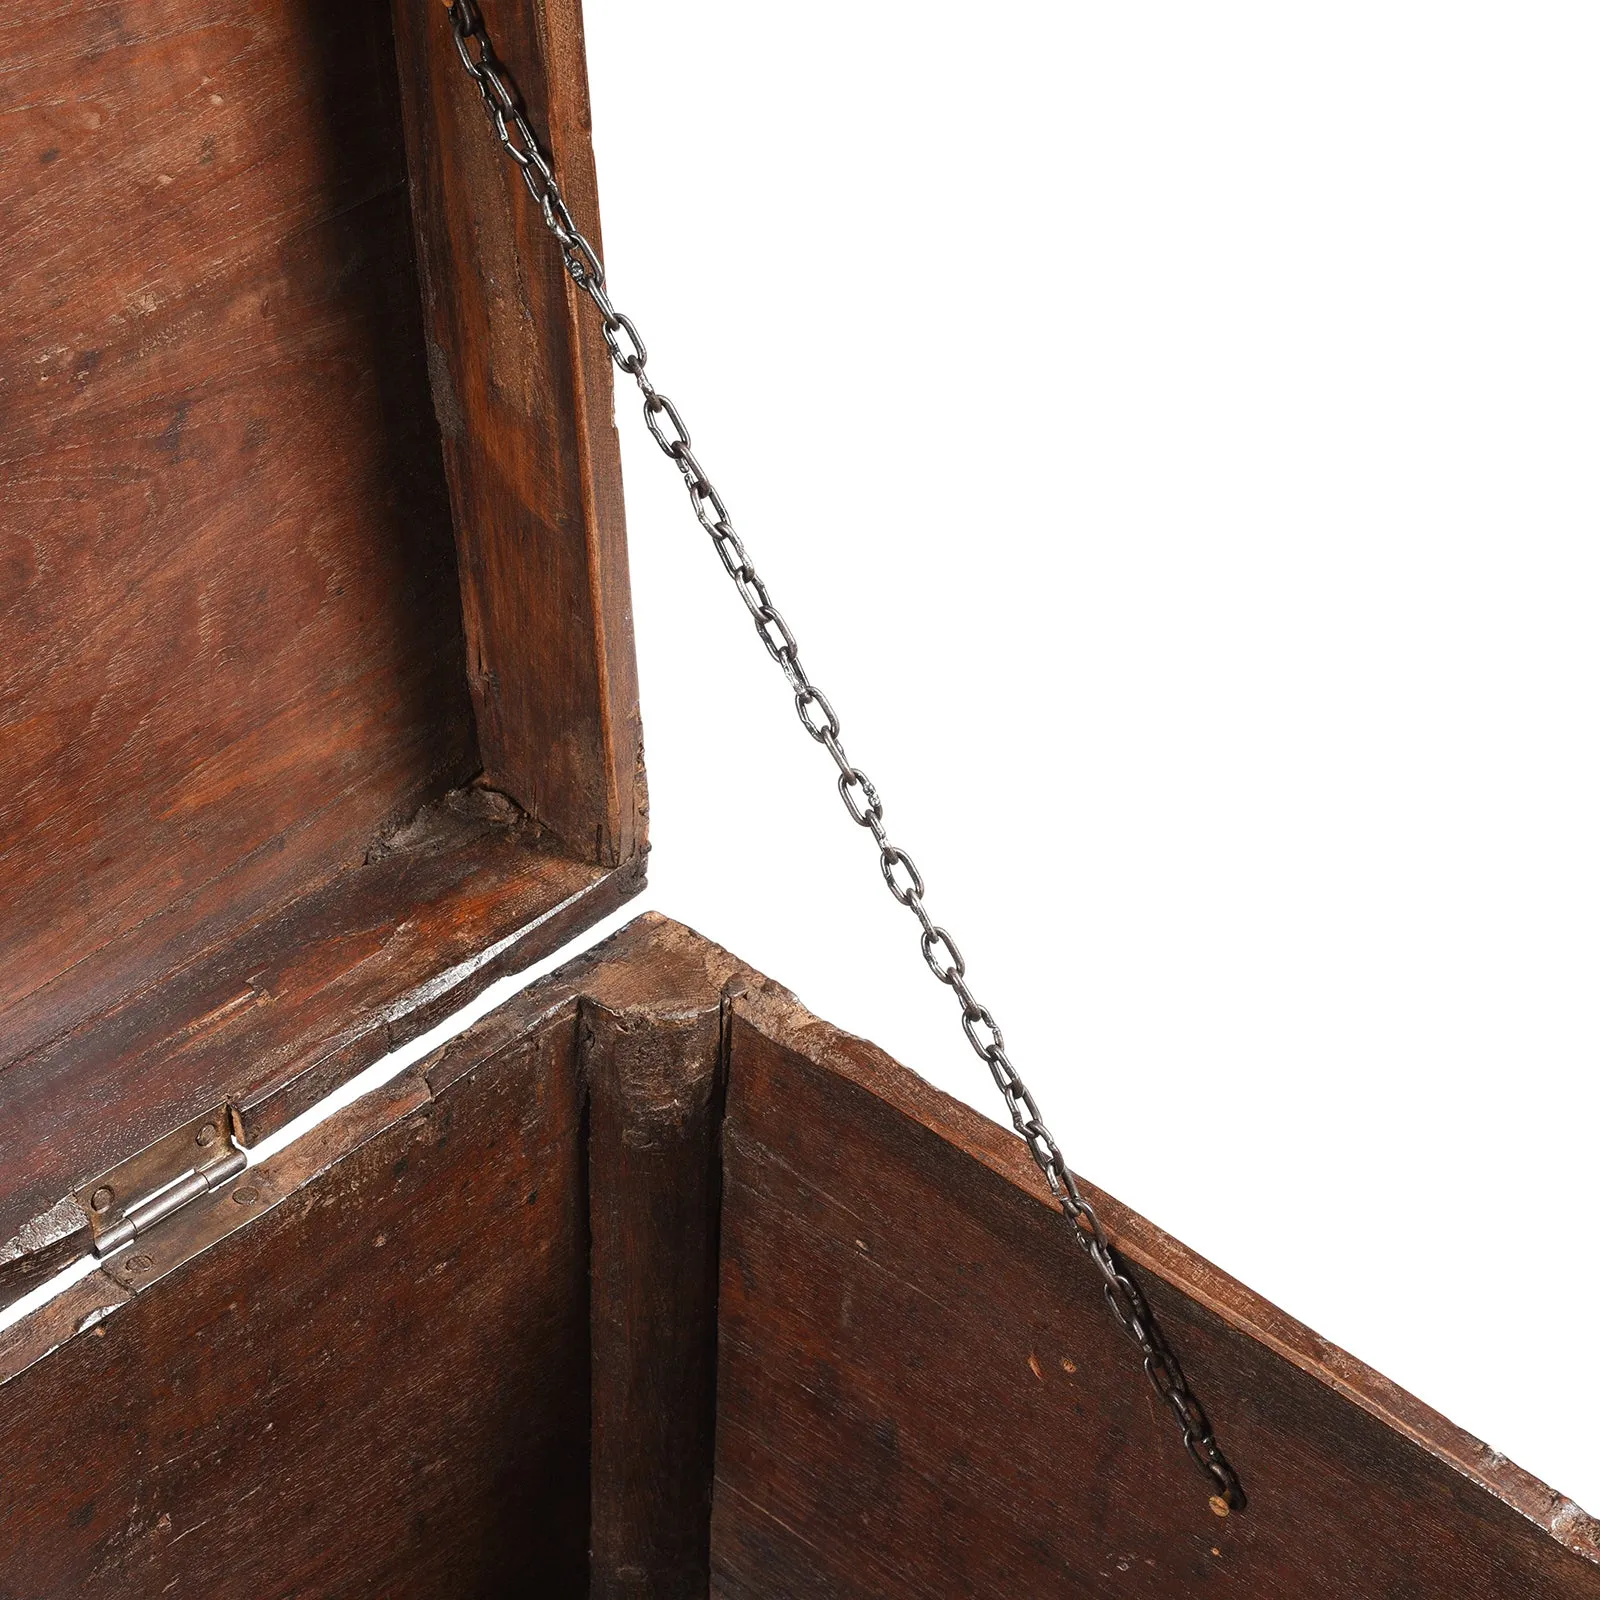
[2,0,649,1266]
[0,969,592,1599]
[711,995,1600,1599]
[0,786,644,1309]
[390,0,646,868]
[0,0,476,1059]
[582,932,754,1599]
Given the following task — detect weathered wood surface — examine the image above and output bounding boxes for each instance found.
[0,960,593,1598]
[582,925,758,1600]
[0,786,643,1310]
[711,994,1600,1598]
[391,0,646,867]
[13,911,1583,1598]
[0,914,745,1598]
[0,0,648,1294]
[0,0,474,1063]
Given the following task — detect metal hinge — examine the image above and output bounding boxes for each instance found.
[74,1101,248,1259]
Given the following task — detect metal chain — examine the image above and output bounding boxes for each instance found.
[445,0,1244,1514]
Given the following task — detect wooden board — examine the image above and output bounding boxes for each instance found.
[0,786,643,1309]
[391,0,645,867]
[0,0,474,1056]
[0,0,647,1297]
[710,989,1600,1598]
[582,919,762,1600]
[0,947,592,1598]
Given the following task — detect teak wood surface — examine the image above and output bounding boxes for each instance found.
[391,0,644,870]
[0,977,593,1598]
[2,917,1593,1597]
[712,986,1600,1598]
[0,0,646,1304]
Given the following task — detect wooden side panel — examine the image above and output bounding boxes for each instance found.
[0,0,476,1049]
[711,1001,1600,1599]
[390,0,646,867]
[0,988,591,1598]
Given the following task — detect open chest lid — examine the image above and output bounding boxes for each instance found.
[0,0,646,1304]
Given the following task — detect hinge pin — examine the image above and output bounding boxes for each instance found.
[76,1101,250,1261]
[94,1147,247,1257]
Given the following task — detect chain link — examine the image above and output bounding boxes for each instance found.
[445,0,1244,1514]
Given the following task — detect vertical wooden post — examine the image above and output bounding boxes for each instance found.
[582,988,727,1597]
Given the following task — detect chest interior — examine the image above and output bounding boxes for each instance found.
[2,5,1597,1598]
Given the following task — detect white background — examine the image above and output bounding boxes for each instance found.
[569,2,1599,1513]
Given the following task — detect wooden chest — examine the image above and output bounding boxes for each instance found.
[2,4,1596,1596]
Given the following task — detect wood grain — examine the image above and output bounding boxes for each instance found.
[1,0,649,1277]
[0,915,740,1597]
[583,943,752,1598]
[9,914,1589,1596]
[0,786,643,1310]
[0,964,592,1598]
[391,0,646,867]
[711,994,1600,1599]
[0,0,475,1052]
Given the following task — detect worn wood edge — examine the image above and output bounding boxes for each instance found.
[0,1069,428,1391]
[0,1199,87,1314]
[0,949,602,1391]
[414,917,775,1131]
[0,803,646,1311]
[0,915,726,1353]
[421,914,778,1086]
[730,983,1600,1566]
[234,843,646,1142]
[540,0,647,872]
[583,986,729,1597]
[0,1268,130,1390]
[4,783,538,1084]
